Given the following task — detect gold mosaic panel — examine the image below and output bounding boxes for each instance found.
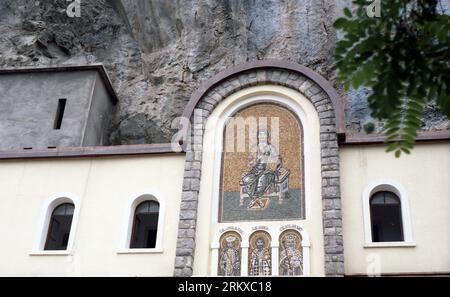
[279,230,303,276]
[219,103,305,221]
[248,231,272,276]
[222,103,303,192]
[218,231,242,276]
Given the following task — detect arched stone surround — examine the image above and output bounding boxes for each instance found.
[174,60,344,276]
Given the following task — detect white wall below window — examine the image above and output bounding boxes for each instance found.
[340,143,450,275]
[0,154,185,276]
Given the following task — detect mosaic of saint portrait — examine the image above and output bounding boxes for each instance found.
[248,231,272,276]
[219,103,305,222]
[218,232,242,276]
[279,230,303,276]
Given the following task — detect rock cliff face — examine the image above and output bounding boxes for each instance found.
[0,0,448,144]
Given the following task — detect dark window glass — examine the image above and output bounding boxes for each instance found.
[130,201,159,248]
[370,191,404,242]
[53,99,67,130]
[44,203,74,250]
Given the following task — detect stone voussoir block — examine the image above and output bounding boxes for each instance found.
[320,132,337,141]
[323,218,343,228]
[256,70,268,83]
[189,178,200,191]
[322,156,339,165]
[324,245,344,255]
[191,161,201,170]
[318,110,335,119]
[278,71,290,84]
[193,136,203,145]
[176,248,195,257]
[322,164,339,172]
[174,267,193,277]
[177,238,195,251]
[194,151,202,161]
[185,151,195,161]
[322,198,341,210]
[181,191,198,201]
[178,219,196,229]
[238,73,250,86]
[314,97,331,107]
[202,94,219,106]
[247,72,258,85]
[193,129,203,136]
[184,161,192,171]
[310,92,327,104]
[320,118,336,126]
[229,78,242,89]
[197,102,214,111]
[324,227,338,236]
[271,70,282,83]
[322,170,340,178]
[214,85,228,97]
[184,170,201,178]
[305,84,321,97]
[180,200,198,210]
[324,262,345,275]
[320,125,336,133]
[324,209,342,220]
[320,140,338,149]
[321,148,339,157]
[325,254,345,262]
[299,80,313,93]
[317,104,333,113]
[178,228,196,238]
[182,179,190,191]
[324,177,340,187]
[323,187,341,199]
[179,210,197,220]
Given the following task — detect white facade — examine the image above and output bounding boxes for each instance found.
[0,155,184,276]
[340,143,450,275]
[0,64,448,277]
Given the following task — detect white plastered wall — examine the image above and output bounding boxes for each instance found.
[0,154,185,276]
[340,143,450,275]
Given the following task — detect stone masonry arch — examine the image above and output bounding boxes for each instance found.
[174,59,344,276]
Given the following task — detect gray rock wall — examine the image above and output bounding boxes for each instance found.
[0,0,448,144]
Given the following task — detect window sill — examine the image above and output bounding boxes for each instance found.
[29,250,73,256]
[117,248,163,254]
[364,241,416,248]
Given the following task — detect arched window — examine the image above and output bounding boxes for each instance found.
[370,191,403,242]
[44,203,75,250]
[130,200,160,248]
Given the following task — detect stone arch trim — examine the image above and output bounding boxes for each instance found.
[174,60,344,277]
[178,59,345,149]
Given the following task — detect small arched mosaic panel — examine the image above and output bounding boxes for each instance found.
[279,229,303,276]
[218,231,242,276]
[219,103,305,222]
[248,231,272,276]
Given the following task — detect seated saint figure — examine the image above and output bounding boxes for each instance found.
[240,129,283,208]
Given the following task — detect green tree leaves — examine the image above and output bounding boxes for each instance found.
[334,0,450,157]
